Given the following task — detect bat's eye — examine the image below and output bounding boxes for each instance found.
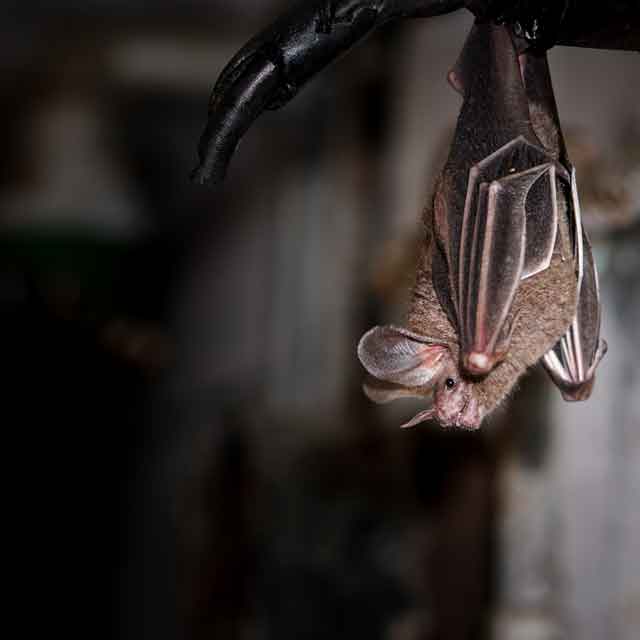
[445,377,456,390]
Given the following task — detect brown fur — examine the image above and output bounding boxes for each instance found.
[406,203,577,417]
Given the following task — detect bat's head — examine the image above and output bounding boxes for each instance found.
[358,325,485,430]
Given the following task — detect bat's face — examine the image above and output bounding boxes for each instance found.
[431,363,484,430]
[358,325,485,430]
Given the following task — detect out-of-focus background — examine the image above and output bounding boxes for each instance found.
[2,3,638,639]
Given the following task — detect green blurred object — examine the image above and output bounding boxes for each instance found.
[0,226,133,299]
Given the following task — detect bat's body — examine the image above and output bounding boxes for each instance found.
[359,214,577,429]
[358,21,606,429]
[433,23,571,375]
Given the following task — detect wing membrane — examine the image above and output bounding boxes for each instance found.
[459,160,556,374]
[542,170,607,400]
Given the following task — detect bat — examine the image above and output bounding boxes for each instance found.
[357,21,607,429]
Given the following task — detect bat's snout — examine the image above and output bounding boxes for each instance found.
[455,396,483,430]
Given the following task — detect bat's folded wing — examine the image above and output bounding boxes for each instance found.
[542,170,607,400]
[457,137,559,376]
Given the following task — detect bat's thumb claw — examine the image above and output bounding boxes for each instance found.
[463,351,494,376]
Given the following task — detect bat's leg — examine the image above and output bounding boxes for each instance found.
[542,170,607,401]
[192,0,464,184]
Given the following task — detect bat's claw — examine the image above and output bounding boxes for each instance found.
[462,351,494,376]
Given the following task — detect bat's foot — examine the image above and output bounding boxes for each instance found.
[472,0,570,50]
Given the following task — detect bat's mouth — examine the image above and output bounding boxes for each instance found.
[454,396,483,430]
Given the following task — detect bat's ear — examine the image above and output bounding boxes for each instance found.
[362,376,437,428]
[357,325,449,389]
[362,375,427,404]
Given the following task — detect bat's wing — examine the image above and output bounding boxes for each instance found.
[434,25,572,377]
[542,170,607,401]
[453,137,559,375]
[519,50,568,164]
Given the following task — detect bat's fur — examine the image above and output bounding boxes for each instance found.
[407,203,577,415]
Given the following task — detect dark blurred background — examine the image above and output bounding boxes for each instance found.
[1,3,638,640]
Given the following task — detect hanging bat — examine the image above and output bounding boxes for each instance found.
[357,21,607,429]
